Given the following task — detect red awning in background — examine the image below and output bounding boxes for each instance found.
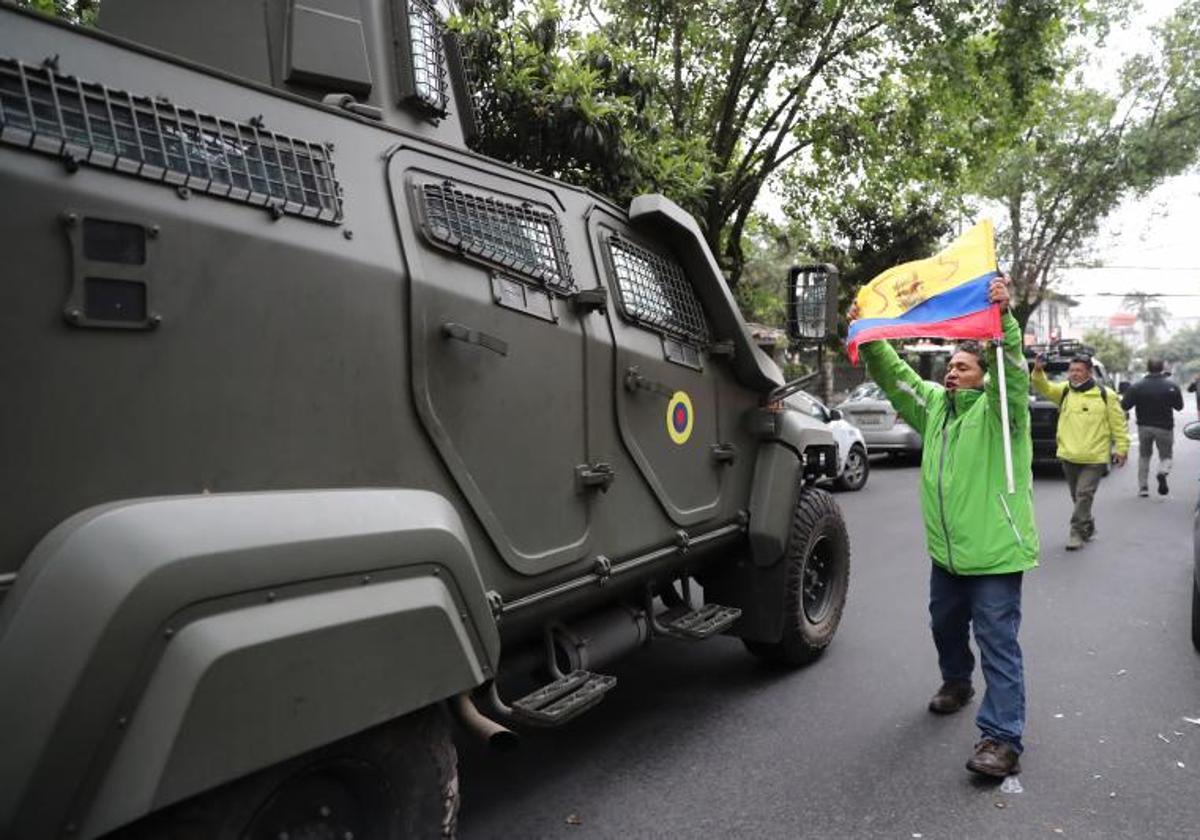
[1108,311,1137,328]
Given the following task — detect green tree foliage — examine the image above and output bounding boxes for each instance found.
[1121,290,1169,347]
[11,0,98,25]
[457,1,1084,290]
[452,0,711,211]
[595,0,1082,286]
[786,0,1091,257]
[738,196,951,348]
[1152,323,1200,381]
[1082,328,1133,375]
[988,1,1200,328]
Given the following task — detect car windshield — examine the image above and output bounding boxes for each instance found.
[789,391,829,422]
[848,383,884,401]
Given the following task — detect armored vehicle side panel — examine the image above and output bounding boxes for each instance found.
[0,3,849,837]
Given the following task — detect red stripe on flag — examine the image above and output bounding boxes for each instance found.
[847,306,1002,365]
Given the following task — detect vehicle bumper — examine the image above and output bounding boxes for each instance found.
[1031,439,1059,464]
[862,427,922,452]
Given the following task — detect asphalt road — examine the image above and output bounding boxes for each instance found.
[457,426,1200,840]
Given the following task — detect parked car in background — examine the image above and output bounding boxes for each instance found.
[835,382,923,459]
[786,391,870,491]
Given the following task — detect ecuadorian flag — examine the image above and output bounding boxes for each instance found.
[846,220,1001,364]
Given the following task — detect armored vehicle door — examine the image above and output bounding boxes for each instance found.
[588,209,725,527]
[388,147,591,575]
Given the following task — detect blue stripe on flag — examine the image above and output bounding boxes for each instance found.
[847,271,997,340]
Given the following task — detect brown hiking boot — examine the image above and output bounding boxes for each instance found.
[928,681,974,714]
[966,738,1021,778]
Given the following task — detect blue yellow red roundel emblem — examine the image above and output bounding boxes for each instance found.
[666,391,694,445]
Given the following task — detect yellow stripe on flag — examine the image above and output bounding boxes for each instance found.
[854,220,997,319]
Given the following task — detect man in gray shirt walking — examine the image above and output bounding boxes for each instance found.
[1121,358,1184,496]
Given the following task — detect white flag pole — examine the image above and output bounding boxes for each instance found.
[995,335,1015,495]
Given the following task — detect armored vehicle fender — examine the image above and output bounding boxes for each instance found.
[0,489,495,839]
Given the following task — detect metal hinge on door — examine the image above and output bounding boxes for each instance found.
[707,340,735,358]
[575,462,616,493]
[571,288,608,315]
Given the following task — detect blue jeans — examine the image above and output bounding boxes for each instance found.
[929,564,1025,752]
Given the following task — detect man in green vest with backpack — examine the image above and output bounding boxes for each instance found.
[1031,354,1129,550]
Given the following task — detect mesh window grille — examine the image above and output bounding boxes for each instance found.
[417,182,575,294]
[0,57,342,222]
[793,275,827,340]
[606,236,709,344]
[406,0,449,113]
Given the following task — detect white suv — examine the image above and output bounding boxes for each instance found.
[786,391,870,492]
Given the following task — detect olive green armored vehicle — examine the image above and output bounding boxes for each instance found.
[0,2,850,836]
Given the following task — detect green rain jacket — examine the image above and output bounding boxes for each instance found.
[860,312,1039,575]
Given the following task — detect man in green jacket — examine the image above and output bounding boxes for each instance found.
[1032,354,1128,548]
[852,276,1038,778]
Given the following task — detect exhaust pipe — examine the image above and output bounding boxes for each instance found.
[452,692,519,752]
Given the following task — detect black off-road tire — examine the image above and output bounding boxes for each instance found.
[1192,575,1200,653]
[834,444,869,492]
[744,485,850,667]
[110,705,459,840]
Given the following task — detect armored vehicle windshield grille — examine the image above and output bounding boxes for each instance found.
[606,237,709,344]
[405,0,449,114]
[0,58,342,222]
[417,182,575,293]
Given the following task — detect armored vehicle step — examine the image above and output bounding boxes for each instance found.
[511,670,617,726]
[659,603,743,640]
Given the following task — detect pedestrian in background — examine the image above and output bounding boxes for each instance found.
[1187,374,1199,420]
[1031,354,1128,550]
[1121,358,1183,496]
[850,274,1037,779]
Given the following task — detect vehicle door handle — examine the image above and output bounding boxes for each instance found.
[624,366,674,397]
[576,463,616,493]
[710,443,737,465]
[442,322,509,356]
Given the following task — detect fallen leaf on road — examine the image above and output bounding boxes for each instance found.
[566,814,583,826]
[1115,669,1128,676]
[1092,774,1102,780]
[1183,717,1200,726]
[995,802,1006,809]
[1052,828,1064,834]
[1054,713,1065,719]
[1157,733,1171,743]
[1109,792,1117,798]
[1001,776,1024,794]
[1174,730,1184,736]
[1177,762,1186,769]
[911,833,922,838]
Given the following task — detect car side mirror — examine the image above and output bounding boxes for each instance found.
[786,263,839,346]
[828,408,843,421]
[1184,420,1200,441]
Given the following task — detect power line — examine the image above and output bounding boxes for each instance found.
[1089,292,1200,297]
[1056,264,1200,271]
